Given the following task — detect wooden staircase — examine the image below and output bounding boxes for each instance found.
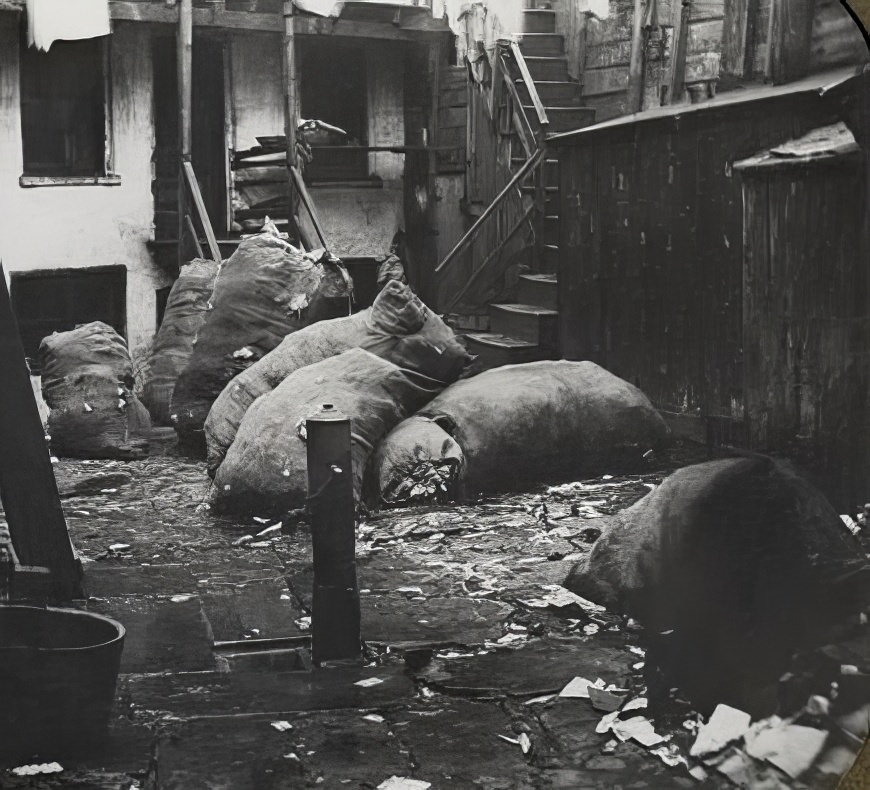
[459,4,596,371]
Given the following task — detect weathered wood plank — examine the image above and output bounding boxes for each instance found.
[721,0,759,78]
[768,0,816,83]
[583,66,630,97]
[0,263,82,600]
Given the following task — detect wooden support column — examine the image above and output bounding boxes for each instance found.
[0,264,81,600]
[283,0,299,237]
[669,0,690,103]
[721,0,761,82]
[177,0,193,265]
[423,39,441,305]
[626,0,646,113]
[767,0,816,84]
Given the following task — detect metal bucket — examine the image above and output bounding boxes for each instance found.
[0,605,125,764]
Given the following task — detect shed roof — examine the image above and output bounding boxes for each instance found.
[733,122,861,171]
[548,65,868,146]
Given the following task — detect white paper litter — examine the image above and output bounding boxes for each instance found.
[377,777,431,790]
[362,714,385,724]
[596,710,620,734]
[355,677,385,688]
[744,722,827,779]
[109,543,130,551]
[612,716,667,747]
[12,763,63,776]
[270,721,293,732]
[690,704,752,758]
[518,732,532,754]
[524,694,558,705]
[559,676,604,699]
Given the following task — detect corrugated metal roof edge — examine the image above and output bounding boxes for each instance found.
[547,64,869,146]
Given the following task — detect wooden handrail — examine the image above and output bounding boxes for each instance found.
[290,164,328,251]
[499,55,535,158]
[435,147,544,276]
[441,201,537,314]
[182,160,222,262]
[508,40,549,129]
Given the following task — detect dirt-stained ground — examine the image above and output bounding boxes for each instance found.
[1,438,863,789]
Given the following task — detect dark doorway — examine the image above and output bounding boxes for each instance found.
[10,266,127,365]
[300,39,368,181]
[152,34,179,242]
[192,38,228,234]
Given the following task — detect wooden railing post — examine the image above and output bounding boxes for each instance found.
[283,0,300,241]
[177,0,192,267]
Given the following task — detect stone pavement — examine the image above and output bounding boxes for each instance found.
[2,444,844,789]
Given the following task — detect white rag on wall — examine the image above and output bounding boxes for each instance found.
[26,0,111,52]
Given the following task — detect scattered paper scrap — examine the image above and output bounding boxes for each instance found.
[518,732,532,754]
[271,720,293,732]
[497,734,520,745]
[621,697,648,713]
[650,743,687,768]
[596,710,620,734]
[355,677,385,688]
[589,686,625,712]
[108,543,130,551]
[612,716,667,747]
[524,694,557,705]
[690,704,752,758]
[377,777,431,790]
[559,676,604,699]
[744,722,827,779]
[170,594,192,603]
[256,524,283,538]
[12,763,63,777]
[362,714,385,724]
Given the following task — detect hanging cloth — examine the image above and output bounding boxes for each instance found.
[26,0,111,52]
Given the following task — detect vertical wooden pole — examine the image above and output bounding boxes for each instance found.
[177,0,193,265]
[0,264,81,600]
[626,0,646,113]
[424,38,441,306]
[721,0,760,81]
[283,0,299,237]
[669,0,691,103]
[767,0,816,84]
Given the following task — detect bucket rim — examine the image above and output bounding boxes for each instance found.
[0,604,126,653]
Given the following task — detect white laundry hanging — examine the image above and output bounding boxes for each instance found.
[26,0,111,52]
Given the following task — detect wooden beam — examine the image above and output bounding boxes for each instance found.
[283,0,299,236]
[0,263,82,600]
[107,2,444,39]
[669,0,691,103]
[721,0,760,80]
[178,0,192,160]
[626,0,645,112]
[767,0,816,84]
[177,0,192,267]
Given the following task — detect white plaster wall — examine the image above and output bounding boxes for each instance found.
[0,17,168,353]
[229,33,285,152]
[310,186,403,258]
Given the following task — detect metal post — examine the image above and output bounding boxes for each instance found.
[306,404,361,664]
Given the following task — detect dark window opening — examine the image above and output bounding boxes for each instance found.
[10,266,126,366]
[20,36,106,177]
[299,40,368,182]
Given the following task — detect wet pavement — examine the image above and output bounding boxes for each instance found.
[0,439,857,788]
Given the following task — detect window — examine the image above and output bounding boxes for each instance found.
[19,36,112,181]
[10,266,127,366]
[299,40,368,182]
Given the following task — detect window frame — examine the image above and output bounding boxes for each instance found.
[18,33,119,187]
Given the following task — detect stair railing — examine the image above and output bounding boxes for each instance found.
[435,39,550,315]
[290,164,329,251]
[181,160,222,263]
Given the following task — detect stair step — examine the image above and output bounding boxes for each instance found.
[518,273,558,311]
[527,105,598,132]
[523,56,571,82]
[522,8,557,34]
[517,79,582,104]
[542,214,560,246]
[542,244,559,275]
[464,332,553,373]
[517,33,564,56]
[489,303,558,347]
